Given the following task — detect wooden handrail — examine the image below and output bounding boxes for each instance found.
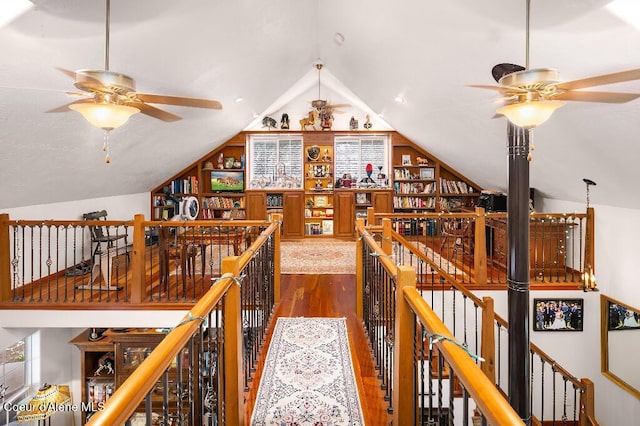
[402,286,525,426]
[87,276,235,425]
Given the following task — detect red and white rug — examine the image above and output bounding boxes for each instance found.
[250,317,364,425]
[280,239,356,274]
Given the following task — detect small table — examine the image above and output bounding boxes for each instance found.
[179,227,253,274]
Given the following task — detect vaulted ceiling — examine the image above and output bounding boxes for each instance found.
[2,0,640,210]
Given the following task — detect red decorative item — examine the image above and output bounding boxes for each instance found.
[366,163,373,177]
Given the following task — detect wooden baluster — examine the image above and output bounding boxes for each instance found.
[0,213,10,302]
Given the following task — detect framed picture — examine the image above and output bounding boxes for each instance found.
[607,299,640,330]
[401,154,412,166]
[419,167,435,180]
[533,298,583,331]
[314,195,328,207]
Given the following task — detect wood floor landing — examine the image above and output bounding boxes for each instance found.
[244,274,392,425]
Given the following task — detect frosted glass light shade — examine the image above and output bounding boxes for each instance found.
[496,100,565,129]
[69,102,140,130]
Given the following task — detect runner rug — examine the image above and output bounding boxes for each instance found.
[280,239,356,274]
[250,317,364,425]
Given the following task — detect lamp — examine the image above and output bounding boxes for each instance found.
[583,178,596,209]
[69,102,139,131]
[496,99,564,129]
[17,383,73,425]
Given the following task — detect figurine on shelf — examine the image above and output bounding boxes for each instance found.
[349,116,358,130]
[416,156,429,165]
[280,113,290,129]
[217,153,224,169]
[300,110,318,130]
[322,148,331,161]
[363,115,372,129]
[262,116,277,129]
[320,109,333,130]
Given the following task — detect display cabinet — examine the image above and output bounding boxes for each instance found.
[304,144,334,236]
[70,329,116,424]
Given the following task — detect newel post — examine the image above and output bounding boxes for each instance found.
[481,296,496,383]
[129,214,146,304]
[221,256,245,426]
[393,265,417,426]
[355,218,365,319]
[367,206,376,226]
[272,213,282,303]
[474,207,488,284]
[382,218,393,255]
[0,213,11,302]
[579,378,596,426]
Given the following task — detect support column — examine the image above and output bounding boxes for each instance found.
[507,123,531,423]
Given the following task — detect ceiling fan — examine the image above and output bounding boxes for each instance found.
[49,0,222,161]
[310,61,351,115]
[470,0,640,129]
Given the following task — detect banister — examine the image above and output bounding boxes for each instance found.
[87,275,236,425]
[402,286,525,426]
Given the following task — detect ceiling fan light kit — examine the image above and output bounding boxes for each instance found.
[496,99,564,129]
[69,102,139,130]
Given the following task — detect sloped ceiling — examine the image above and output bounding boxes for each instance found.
[1,0,640,210]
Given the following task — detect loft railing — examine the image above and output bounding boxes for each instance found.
[357,219,598,425]
[369,207,595,288]
[86,220,280,425]
[357,219,524,425]
[0,213,273,306]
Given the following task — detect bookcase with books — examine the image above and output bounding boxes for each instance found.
[150,134,246,220]
[392,135,481,214]
[304,144,334,236]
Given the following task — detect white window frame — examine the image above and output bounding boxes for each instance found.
[334,135,390,182]
[247,135,304,189]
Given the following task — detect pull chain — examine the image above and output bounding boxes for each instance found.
[527,128,535,161]
[103,130,111,164]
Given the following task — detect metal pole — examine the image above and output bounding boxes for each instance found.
[507,122,531,423]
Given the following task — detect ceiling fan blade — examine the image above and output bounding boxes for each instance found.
[558,68,640,91]
[56,67,77,80]
[130,102,182,122]
[136,93,222,109]
[327,103,351,109]
[467,84,529,94]
[46,98,94,113]
[552,90,640,103]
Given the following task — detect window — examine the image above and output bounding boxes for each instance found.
[248,136,303,189]
[334,136,389,182]
[0,336,31,425]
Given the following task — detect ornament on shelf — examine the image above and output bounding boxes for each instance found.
[280,113,290,129]
[363,115,372,129]
[262,116,277,129]
[349,116,358,130]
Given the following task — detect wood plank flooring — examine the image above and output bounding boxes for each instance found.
[244,274,392,425]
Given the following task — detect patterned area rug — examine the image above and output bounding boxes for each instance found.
[250,317,364,425]
[281,239,356,274]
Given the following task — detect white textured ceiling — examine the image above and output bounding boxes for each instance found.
[1,0,639,210]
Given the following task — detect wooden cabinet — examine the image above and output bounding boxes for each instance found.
[246,190,304,239]
[70,329,116,424]
[334,191,356,238]
[487,219,569,276]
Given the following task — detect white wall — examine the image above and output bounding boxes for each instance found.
[2,192,150,221]
[534,198,640,424]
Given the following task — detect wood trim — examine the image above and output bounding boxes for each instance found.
[481,296,495,383]
[0,213,10,302]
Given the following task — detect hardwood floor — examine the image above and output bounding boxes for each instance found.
[244,274,392,425]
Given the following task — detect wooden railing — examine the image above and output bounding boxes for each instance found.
[357,219,525,424]
[369,207,595,288]
[357,218,598,425]
[0,213,274,307]
[87,220,280,425]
